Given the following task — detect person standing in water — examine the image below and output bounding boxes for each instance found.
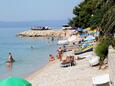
[7,52,15,63]
[6,52,15,76]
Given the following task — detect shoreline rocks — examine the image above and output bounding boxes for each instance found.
[18,29,72,38]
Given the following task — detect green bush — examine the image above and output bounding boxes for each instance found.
[95,42,108,60]
[95,36,115,59]
[95,37,110,69]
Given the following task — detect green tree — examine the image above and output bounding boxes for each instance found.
[68,0,115,36]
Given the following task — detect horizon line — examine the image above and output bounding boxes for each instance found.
[0,20,69,22]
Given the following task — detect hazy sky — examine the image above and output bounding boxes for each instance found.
[0,0,83,21]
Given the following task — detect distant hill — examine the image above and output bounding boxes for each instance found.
[0,20,68,28]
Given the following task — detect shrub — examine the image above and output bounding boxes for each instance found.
[95,42,108,59]
[95,36,110,69]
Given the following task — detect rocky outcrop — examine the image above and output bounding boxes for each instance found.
[18,29,72,38]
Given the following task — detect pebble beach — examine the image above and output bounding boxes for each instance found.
[27,52,108,86]
[17,27,109,86]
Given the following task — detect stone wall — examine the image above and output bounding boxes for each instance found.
[108,46,115,86]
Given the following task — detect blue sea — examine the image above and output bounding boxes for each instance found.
[0,27,59,79]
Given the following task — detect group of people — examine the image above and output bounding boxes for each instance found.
[49,45,67,62]
[49,45,76,67]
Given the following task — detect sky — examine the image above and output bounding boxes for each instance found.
[0,0,83,21]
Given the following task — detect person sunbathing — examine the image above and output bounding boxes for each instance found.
[61,56,76,67]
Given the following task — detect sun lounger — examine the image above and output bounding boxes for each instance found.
[92,74,111,86]
[61,56,76,67]
[61,61,71,67]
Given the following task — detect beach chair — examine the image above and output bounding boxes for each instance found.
[61,60,71,67]
[61,56,76,67]
[92,74,111,86]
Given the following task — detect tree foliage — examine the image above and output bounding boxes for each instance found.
[68,0,115,36]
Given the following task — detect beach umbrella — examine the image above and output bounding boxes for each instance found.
[71,30,76,34]
[67,35,77,42]
[0,77,32,86]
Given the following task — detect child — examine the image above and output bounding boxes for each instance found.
[49,54,55,62]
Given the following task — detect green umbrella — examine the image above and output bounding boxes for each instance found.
[0,77,32,86]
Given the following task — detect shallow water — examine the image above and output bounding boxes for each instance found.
[0,28,58,79]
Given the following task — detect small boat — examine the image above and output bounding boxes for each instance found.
[62,25,72,30]
[31,26,51,30]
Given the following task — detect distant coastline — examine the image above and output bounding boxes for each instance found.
[0,20,68,28]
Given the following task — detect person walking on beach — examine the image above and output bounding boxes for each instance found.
[6,52,15,76]
[62,45,67,52]
[57,47,62,61]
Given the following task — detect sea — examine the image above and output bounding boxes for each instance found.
[0,22,63,79]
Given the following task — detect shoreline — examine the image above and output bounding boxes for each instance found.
[26,53,108,86]
[26,61,57,81]
[22,27,109,86]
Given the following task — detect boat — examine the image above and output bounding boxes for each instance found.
[31,26,51,30]
[62,25,72,30]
